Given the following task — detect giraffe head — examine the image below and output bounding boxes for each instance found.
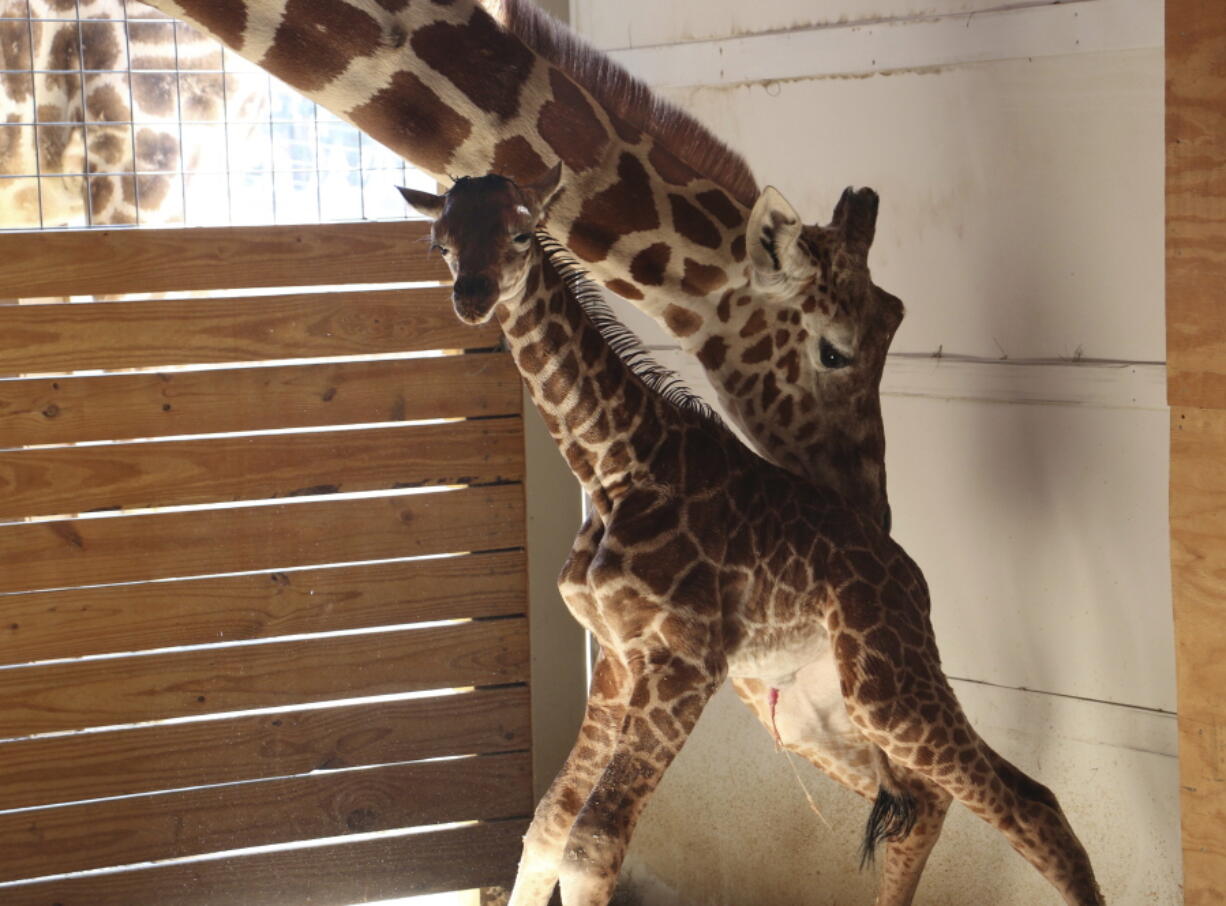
[698,184,904,513]
[745,184,902,393]
[398,164,563,324]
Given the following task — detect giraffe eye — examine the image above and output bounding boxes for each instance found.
[431,243,450,256]
[513,232,532,244]
[818,338,852,370]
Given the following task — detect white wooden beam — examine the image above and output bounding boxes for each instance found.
[605,0,1161,88]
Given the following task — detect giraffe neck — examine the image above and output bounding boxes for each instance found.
[150,0,752,316]
[496,251,702,510]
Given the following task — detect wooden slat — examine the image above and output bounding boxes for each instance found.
[0,551,526,666]
[0,686,529,811]
[0,752,532,883]
[3,818,528,906]
[0,616,528,737]
[1167,0,1226,410]
[0,286,496,376]
[0,418,525,521]
[0,352,520,447]
[1171,406,1226,902]
[0,483,524,593]
[0,222,448,299]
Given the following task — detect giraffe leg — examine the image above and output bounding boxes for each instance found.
[510,514,623,906]
[558,653,722,906]
[829,617,1104,906]
[873,770,951,906]
[510,651,629,906]
[731,675,951,906]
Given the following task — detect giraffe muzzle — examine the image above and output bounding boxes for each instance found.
[452,273,499,323]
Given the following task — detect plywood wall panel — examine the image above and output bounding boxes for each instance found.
[1168,0,1226,899]
[1166,1,1226,410]
[1170,406,1226,902]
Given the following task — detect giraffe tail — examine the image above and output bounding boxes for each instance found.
[858,783,917,868]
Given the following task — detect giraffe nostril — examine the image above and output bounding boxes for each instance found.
[453,273,496,301]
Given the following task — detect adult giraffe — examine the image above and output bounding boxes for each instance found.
[138,0,896,526]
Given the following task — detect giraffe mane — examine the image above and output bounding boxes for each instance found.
[491,0,760,208]
[538,236,725,429]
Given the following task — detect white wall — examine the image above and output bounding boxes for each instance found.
[566,0,1177,902]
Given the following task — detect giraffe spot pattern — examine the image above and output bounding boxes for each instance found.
[349,70,472,175]
[630,242,670,286]
[738,309,767,338]
[663,304,702,338]
[173,0,248,51]
[568,152,658,262]
[696,188,744,228]
[263,0,382,93]
[680,258,727,296]
[668,194,721,250]
[538,67,609,173]
[492,135,546,184]
[730,233,747,262]
[697,335,727,370]
[86,82,129,122]
[81,21,122,70]
[413,9,535,120]
[605,279,643,301]
[741,334,773,365]
[0,16,32,103]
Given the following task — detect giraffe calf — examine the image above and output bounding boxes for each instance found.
[399,168,1104,906]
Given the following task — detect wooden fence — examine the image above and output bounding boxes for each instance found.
[0,221,532,903]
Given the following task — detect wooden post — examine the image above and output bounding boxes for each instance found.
[1167,1,1226,901]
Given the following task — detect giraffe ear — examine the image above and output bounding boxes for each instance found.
[397,185,445,220]
[523,162,564,213]
[747,186,810,286]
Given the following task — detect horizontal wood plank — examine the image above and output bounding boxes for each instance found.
[0,686,529,811]
[3,817,528,905]
[0,222,449,299]
[0,483,524,593]
[0,286,495,377]
[0,418,525,521]
[0,352,521,447]
[0,617,528,737]
[0,752,532,884]
[0,551,527,666]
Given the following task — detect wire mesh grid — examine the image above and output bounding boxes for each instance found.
[0,0,433,231]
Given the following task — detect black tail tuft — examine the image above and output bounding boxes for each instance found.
[859,786,918,869]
